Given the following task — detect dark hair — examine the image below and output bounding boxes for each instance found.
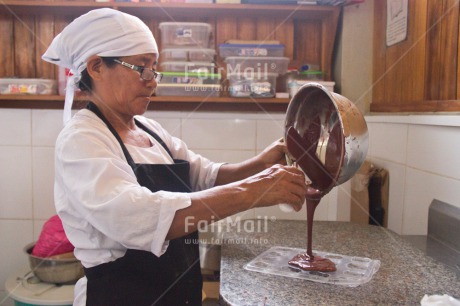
[78,57,118,92]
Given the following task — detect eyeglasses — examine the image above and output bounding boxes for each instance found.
[112,59,163,83]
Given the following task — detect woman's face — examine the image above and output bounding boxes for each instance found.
[101,53,158,118]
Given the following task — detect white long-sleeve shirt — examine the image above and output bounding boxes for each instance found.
[54,109,222,305]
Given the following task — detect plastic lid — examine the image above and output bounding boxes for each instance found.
[0,78,56,83]
[159,22,212,30]
[290,80,335,86]
[224,56,290,61]
[189,49,216,54]
[157,84,221,88]
[5,268,74,305]
[160,61,215,66]
[299,70,323,75]
[300,63,320,71]
[227,72,279,77]
[161,71,221,78]
[218,43,285,48]
[161,48,216,53]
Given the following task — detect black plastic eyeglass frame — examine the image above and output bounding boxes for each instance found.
[112,59,162,83]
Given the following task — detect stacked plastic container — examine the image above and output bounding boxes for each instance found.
[219,42,289,98]
[156,22,221,97]
[285,65,336,97]
[0,78,57,95]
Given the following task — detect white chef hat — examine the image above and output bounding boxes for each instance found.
[42,8,158,125]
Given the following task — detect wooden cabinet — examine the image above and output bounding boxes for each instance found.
[0,1,340,111]
[372,0,460,112]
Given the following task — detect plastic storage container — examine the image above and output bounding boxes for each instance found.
[185,0,214,3]
[160,48,216,62]
[155,84,221,97]
[299,70,324,80]
[0,78,57,95]
[224,57,289,75]
[288,80,335,97]
[278,68,299,92]
[278,69,324,92]
[219,44,285,58]
[160,61,215,73]
[227,72,278,98]
[161,72,221,85]
[159,22,212,48]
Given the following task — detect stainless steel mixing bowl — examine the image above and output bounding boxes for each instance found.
[24,242,84,284]
[285,82,368,190]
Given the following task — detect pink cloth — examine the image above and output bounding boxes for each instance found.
[32,215,74,257]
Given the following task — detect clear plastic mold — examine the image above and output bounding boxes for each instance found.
[243,246,380,287]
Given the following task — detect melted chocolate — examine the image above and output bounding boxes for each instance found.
[288,252,336,272]
[288,194,337,272]
[286,126,334,191]
[305,193,320,257]
[285,109,344,272]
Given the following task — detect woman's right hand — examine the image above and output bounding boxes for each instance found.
[238,164,307,211]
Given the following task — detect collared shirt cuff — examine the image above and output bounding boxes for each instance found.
[150,191,191,256]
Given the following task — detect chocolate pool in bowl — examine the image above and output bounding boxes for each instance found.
[284,82,368,272]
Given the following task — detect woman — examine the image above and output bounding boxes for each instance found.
[43,8,307,306]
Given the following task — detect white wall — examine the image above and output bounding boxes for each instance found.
[333,0,375,225]
[334,0,374,114]
[0,108,337,304]
[365,116,460,235]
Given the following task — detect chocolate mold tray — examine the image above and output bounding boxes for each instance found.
[243,246,380,287]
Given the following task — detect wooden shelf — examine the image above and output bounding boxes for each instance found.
[0,95,290,112]
[0,1,339,112]
[1,1,339,19]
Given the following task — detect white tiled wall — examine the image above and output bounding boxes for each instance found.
[364,115,460,235]
[0,109,34,306]
[0,108,338,302]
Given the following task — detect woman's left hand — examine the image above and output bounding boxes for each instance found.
[214,138,288,186]
[258,138,288,168]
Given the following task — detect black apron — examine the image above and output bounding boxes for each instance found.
[84,102,202,306]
